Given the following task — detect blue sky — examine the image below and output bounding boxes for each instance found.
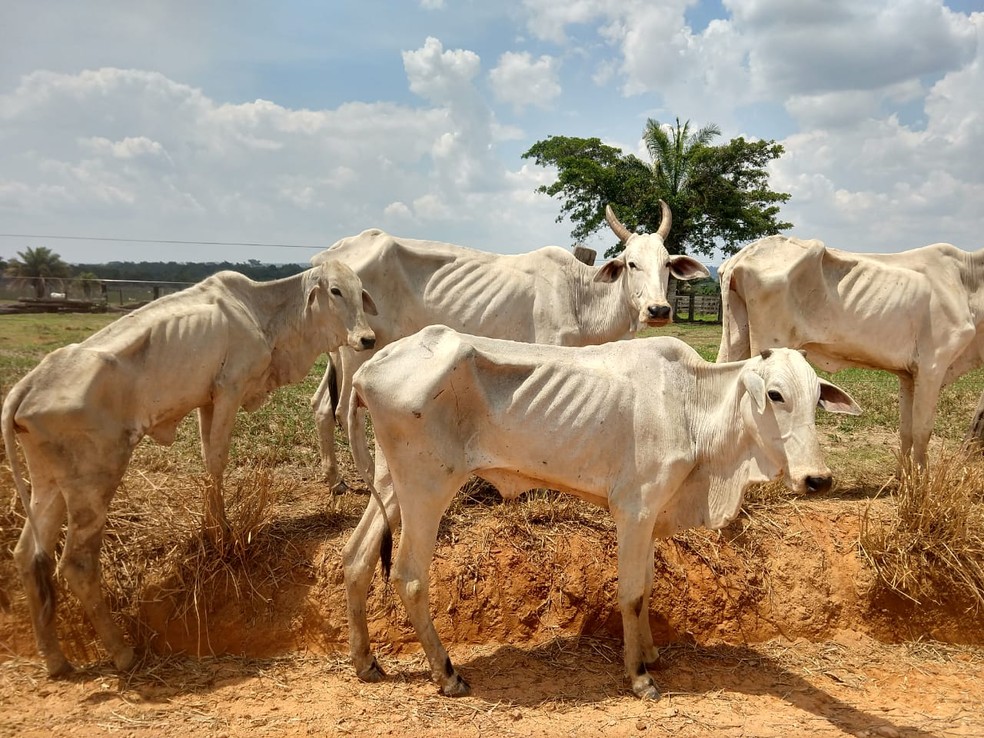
[0,0,981,267]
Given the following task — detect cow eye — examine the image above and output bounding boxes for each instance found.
[767,390,784,403]
[627,261,638,270]
[330,286,342,296]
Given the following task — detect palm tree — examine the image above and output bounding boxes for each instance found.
[644,117,721,197]
[5,246,70,299]
[639,118,721,252]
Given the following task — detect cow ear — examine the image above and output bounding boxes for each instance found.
[594,258,625,283]
[362,289,378,316]
[818,380,863,415]
[669,255,710,281]
[741,369,767,413]
[306,284,320,310]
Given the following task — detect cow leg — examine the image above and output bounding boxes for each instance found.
[197,403,233,543]
[897,374,915,463]
[639,546,659,666]
[59,488,135,672]
[13,468,71,677]
[909,376,942,468]
[613,515,660,699]
[342,447,402,681]
[389,473,469,697]
[310,362,344,491]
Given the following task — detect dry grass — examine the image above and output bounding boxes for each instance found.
[859,447,984,609]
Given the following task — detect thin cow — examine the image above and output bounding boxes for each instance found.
[717,235,984,466]
[3,260,377,677]
[344,325,861,699]
[310,202,709,490]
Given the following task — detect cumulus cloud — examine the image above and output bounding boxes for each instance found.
[489,51,562,112]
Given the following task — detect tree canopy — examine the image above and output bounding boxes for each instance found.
[522,118,792,258]
[4,246,71,298]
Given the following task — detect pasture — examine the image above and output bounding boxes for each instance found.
[2,314,984,736]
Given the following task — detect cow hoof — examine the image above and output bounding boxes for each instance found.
[632,679,661,701]
[441,673,471,697]
[47,658,75,680]
[357,658,386,682]
[330,480,349,496]
[113,646,136,672]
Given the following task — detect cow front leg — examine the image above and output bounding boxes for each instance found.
[390,477,468,697]
[197,403,233,544]
[342,449,402,682]
[311,362,344,491]
[13,474,71,677]
[909,376,942,469]
[614,516,660,699]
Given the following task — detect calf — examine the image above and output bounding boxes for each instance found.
[344,325,861,699]
[3,260,376,677]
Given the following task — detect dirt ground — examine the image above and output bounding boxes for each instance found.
[3,463,984,736]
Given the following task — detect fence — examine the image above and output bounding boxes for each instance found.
[0,276,193,313]
[671,293,722,324]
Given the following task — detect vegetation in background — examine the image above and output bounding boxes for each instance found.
[4,246,71,298]
[523,117,791,258]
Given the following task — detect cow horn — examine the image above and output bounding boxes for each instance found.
[656,199,672,241]
[605,205,633,243]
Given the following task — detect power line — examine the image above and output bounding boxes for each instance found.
[0,233,323,251]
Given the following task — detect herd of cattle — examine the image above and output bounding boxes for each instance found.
[4,201,980,699]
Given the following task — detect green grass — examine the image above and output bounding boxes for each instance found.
[4,314,984,485]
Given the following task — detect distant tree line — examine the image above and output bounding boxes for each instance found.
[71,258,306,283]
[3,248,308,299]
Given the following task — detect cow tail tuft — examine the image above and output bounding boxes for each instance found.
[380,528,393,580]
[327,358,339,419]
[33,552,57,625]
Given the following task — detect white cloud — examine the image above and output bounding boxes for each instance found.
[489,51,562,112]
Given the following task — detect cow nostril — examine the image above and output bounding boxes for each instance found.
[805,475,832,495]
[361,335,376,349]
[647,305,671,319]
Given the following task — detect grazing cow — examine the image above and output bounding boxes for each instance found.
[343,325,861,699]
[310,201,710,490]
[717,235,984,466]
[3,260,377,677]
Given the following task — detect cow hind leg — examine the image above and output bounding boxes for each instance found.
[59,494,135,672]
[390,472,469,697]
[13,473,71,677]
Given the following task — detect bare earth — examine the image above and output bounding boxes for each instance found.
[2,458,984,737]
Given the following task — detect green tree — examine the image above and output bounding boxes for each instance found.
[523,118,792,258]
[4,246,71,298]
[76,270,99,298]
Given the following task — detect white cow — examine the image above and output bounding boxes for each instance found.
[3,260,377,677]
[717,235,984,466]
[310,202,710,490]
[343,325,861,699]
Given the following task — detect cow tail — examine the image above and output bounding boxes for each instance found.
[327,355,339,421]
[716,265,751,361]
[2,383,57,624]
[346,384,395,580]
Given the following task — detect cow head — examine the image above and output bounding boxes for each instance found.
[739,348,861,494]
[308,260,378,352]
[594,201,709,328]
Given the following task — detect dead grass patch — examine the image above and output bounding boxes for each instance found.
[859,448,984,609]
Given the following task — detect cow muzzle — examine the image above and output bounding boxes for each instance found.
[643,304,672,328]
[350,330,377,351]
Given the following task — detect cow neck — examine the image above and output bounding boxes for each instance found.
[961,247,984,326]
[570,262,635,344]
[689,361,771,528]
[252,272,323,385]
